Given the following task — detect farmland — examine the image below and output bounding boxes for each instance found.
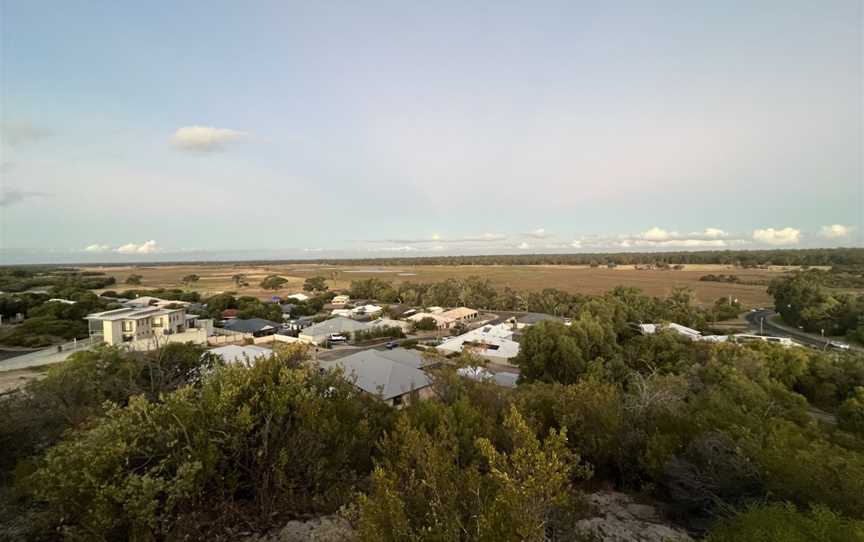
[81,262,793,307]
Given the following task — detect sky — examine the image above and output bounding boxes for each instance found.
[0,1,861,263]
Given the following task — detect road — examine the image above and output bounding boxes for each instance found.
[745,309,858,350]
[0,336,103,372]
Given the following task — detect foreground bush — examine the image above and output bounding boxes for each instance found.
[706,502,864,542]
[24,352,393,539]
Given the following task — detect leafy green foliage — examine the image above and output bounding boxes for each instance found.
[706,503,864,542]
[357,403,589,541]
[259,275,288,290]
[23,349,392,539]
[838,387,864,435]
[353,326,405,343]
[303,276,328,293]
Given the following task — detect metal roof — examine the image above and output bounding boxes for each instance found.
[85,306,180,321]
[222,318,281,333]
[321,348,431,400]
[300,316,371,337]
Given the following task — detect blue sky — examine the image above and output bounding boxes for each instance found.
[1,1,861,263]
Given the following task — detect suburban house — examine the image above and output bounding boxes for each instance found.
[209,344,273,366]
[331,308,353,317]
[286,293,310,302]
[371,318,412,333]
[405,306,478,330]
[298,316,371,344]
[284,315,316,332]
[222,318,281,337]
[331,295,350,306]
[436,324,521,364]
[319,348,434,406]
[221,308,239,319]
[439,307,479,325]
[406,312,452,329]
[85,306,211,349]
[351,304,383,317]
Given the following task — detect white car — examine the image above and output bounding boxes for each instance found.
[828,341,851,351]
[329,334,348,342]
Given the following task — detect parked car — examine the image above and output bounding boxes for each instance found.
[385,341,399,349]
[329,334,348,343]
[828,341,851,351]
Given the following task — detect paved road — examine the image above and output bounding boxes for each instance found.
[745,309,858,350]
[0,336,102,372]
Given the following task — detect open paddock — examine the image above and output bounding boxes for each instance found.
[80,262,798,307]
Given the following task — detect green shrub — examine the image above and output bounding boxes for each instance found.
[706,503,864,542]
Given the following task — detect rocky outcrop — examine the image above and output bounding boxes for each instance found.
[242,516,354,542]
[575,491,692,542]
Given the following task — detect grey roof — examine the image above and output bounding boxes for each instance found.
[301,316,371,337]
[493,372,519,388]
[222,318,281,334]
[85,306,179,321]
[517,312,565,325]
[280,303,296,313]
[321,348,431,400]
[209,345,273,365]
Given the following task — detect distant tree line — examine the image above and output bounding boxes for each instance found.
[351,276,737,329]
[0,267,115,293]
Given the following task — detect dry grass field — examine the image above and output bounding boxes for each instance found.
[83,262,792,307]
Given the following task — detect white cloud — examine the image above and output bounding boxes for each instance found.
[170,126,246,152]
[634,239,728,248]
[752,227,800,246]
[517,242,530,249]
[640,227,671,241]
[84,244,110,252]
[570,240,582,249]
[524,228,553,239]
[819,224,851,239]
[116,240,160,254]
[702,228,729,238]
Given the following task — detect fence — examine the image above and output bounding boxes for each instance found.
[0,334,104,372]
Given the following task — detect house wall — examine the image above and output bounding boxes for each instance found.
[124,328,209,351]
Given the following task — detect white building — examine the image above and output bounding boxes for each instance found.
[436,324,520,364]
[636,322,702,341]
[286,293,310,302]
[331,295,350,306]
[85,306,210,349]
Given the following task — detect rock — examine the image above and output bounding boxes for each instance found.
[242,515,354,542]
[574,491,692,542]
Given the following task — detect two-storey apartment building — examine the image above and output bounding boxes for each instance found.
[86,306,188,345]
